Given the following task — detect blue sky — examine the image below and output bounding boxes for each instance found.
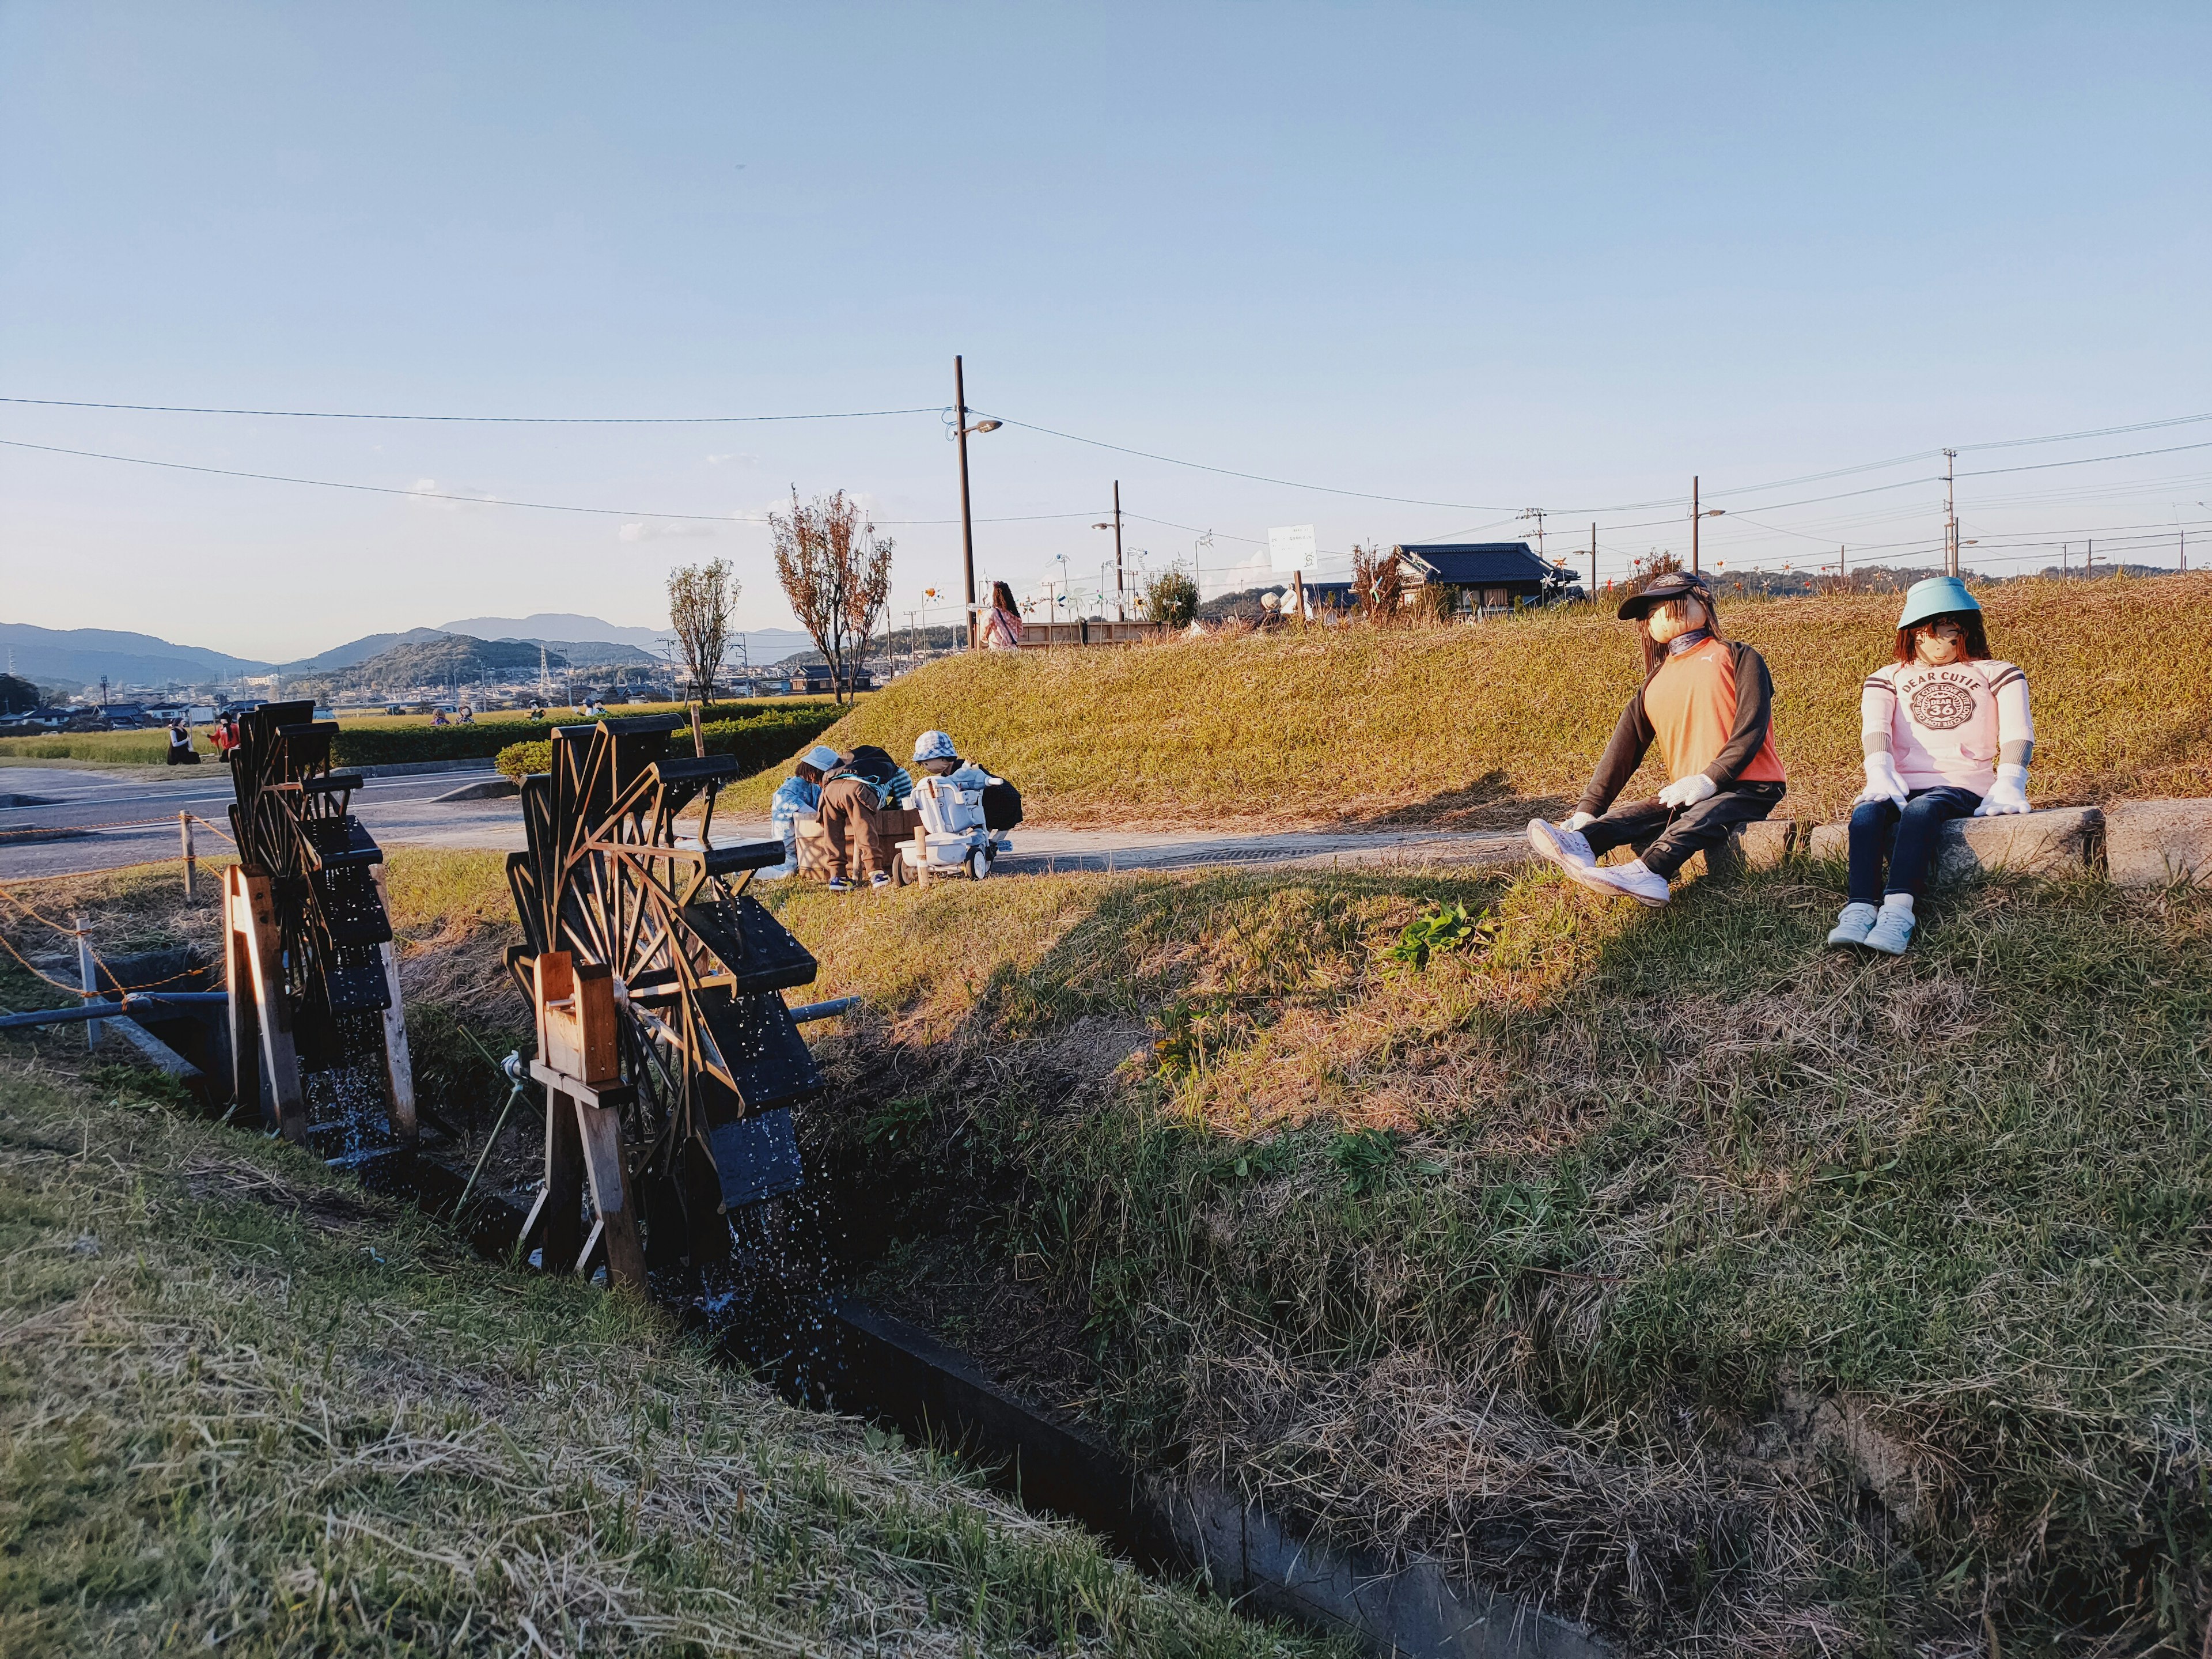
[2,2,2207,660]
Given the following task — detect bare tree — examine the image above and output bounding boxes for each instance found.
[668,559,740,703]
[770,488,896,704]
[1350,542,1404,624]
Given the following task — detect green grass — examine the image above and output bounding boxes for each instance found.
[723,573,2212,827]
[764,860,2212,1654]
[16,842,2212,1650]
[0,698,841,769]
[0,1056,1343,1658]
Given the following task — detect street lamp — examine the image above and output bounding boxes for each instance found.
[1090,480,1127,618]
[1690,475,1725,573]
[952,355,1002,648]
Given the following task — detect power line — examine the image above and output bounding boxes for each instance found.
[0,395,942,425]
[0,435,1093,526]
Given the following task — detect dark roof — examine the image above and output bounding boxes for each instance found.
[1394,541,1550,585]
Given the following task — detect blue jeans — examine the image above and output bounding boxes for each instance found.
[1848,786,1982,903]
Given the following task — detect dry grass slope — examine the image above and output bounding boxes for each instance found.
[0,1060,1342,1659]
[726,573,2212,827]
[767,860,2212,1654]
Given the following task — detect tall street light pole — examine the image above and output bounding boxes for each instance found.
[1689,476,1724,574]
[952,355,1002,648]
[1943,448,1960,577]
[1092,482,1130,621]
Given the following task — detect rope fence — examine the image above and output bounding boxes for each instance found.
[0,811,239,1001]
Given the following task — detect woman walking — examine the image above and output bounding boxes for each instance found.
[978,581,1024,650]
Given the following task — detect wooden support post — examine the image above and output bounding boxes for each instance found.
[75,914,103,1050]
[224,869,260,1123]
[573,1097,647,1290]
[236,868,308,1143]
[179,812,195,901]
[522,1084,585,1271]
[369,864,418,1144]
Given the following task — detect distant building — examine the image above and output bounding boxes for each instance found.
[1392,541,1558,616]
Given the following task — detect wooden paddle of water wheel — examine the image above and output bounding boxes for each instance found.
[222,700,415,1145]
[504,715,823,1292]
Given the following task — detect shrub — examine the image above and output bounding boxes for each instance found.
[494,704,844,784]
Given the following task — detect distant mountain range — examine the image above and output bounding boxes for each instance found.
[2,612,819,692]
[0,623,272,689]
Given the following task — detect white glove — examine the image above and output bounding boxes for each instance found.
[1857,752,1908,807]
[1657,772,1717,809]
[1974,763,2031,816]
[1564,811,1597,832]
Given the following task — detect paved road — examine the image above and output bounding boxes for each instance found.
[2,764,1525,884]
[0,765,526,881]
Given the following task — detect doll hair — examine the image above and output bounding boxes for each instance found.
[1893,609,1988,665]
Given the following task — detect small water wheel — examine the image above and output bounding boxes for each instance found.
[223,700,415,1145]
[504,715,823,1290]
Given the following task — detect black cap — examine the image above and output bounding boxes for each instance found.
[1616,569,1714,620]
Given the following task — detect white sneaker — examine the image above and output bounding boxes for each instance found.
[1862,906,1916,955]
[1527,817,1596,869]
[1825,903,1878,948]
[1588,859,1672,907]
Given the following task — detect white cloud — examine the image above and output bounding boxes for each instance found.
[704,452,761,469]
[618,520,721,542]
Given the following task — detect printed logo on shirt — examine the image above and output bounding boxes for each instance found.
[1906,671,1982,731]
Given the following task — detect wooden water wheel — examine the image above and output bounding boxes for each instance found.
[505,714,823,1289]
[223,700,414,1144]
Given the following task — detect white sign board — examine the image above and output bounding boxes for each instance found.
[1268,524,1319,573]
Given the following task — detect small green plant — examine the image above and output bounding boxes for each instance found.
[1328,1126,1400,1194]
[865,1093,935,1150]
[1384,900,1496,969]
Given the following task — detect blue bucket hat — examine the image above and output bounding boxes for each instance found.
[1896,575,1981,631]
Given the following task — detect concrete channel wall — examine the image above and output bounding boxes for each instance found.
[1722,797,2212,888]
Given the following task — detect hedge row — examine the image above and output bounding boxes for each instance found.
[327,702,807,767]
[493,705,845,784]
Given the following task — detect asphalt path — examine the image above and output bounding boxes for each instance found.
[2,764,1526,884]
[0,764,526,881]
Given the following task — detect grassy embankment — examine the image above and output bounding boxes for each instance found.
[760,859,2212,1654]
[724,573,2212,828]
[13,845,2207,1650]
[0,1059,1342,1658]
[0,697,839,768]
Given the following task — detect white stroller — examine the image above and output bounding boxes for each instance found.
[896,771,1012,883]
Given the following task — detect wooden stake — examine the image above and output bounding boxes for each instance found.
[179,812,195,901]
[369,864,418,1144]
[236,868,308,1143]
[225,870,260,1122]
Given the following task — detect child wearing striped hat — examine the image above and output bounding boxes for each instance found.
[1828,577,2033,955]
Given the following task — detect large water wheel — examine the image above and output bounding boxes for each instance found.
[505,714,823,1289]
[223,699,415,1145]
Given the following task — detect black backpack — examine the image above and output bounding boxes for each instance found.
[982,778,1023,831]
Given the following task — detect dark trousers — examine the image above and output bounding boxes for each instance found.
[1581,780,1786,880]
[1847,785,1981,903]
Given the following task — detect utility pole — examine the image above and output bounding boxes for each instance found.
[1944,448,1959,577]
[1518,507,1547,559]
[1690,478,1701,574]
[2086,539,2093,579]
[1112,480,1126,620]
[1589,522,1598,594]
[955,355,978,648]
[1840,544,1846,580]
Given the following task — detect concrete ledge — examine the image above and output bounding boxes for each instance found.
[1804,805,2103,884]
[2105,798,2212,888]
[431,776,520,802]
[353,758,501,779]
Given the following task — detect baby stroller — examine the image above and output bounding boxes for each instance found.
[895,771,1014,884]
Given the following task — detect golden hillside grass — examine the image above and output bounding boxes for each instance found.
[727,573,2212,827]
